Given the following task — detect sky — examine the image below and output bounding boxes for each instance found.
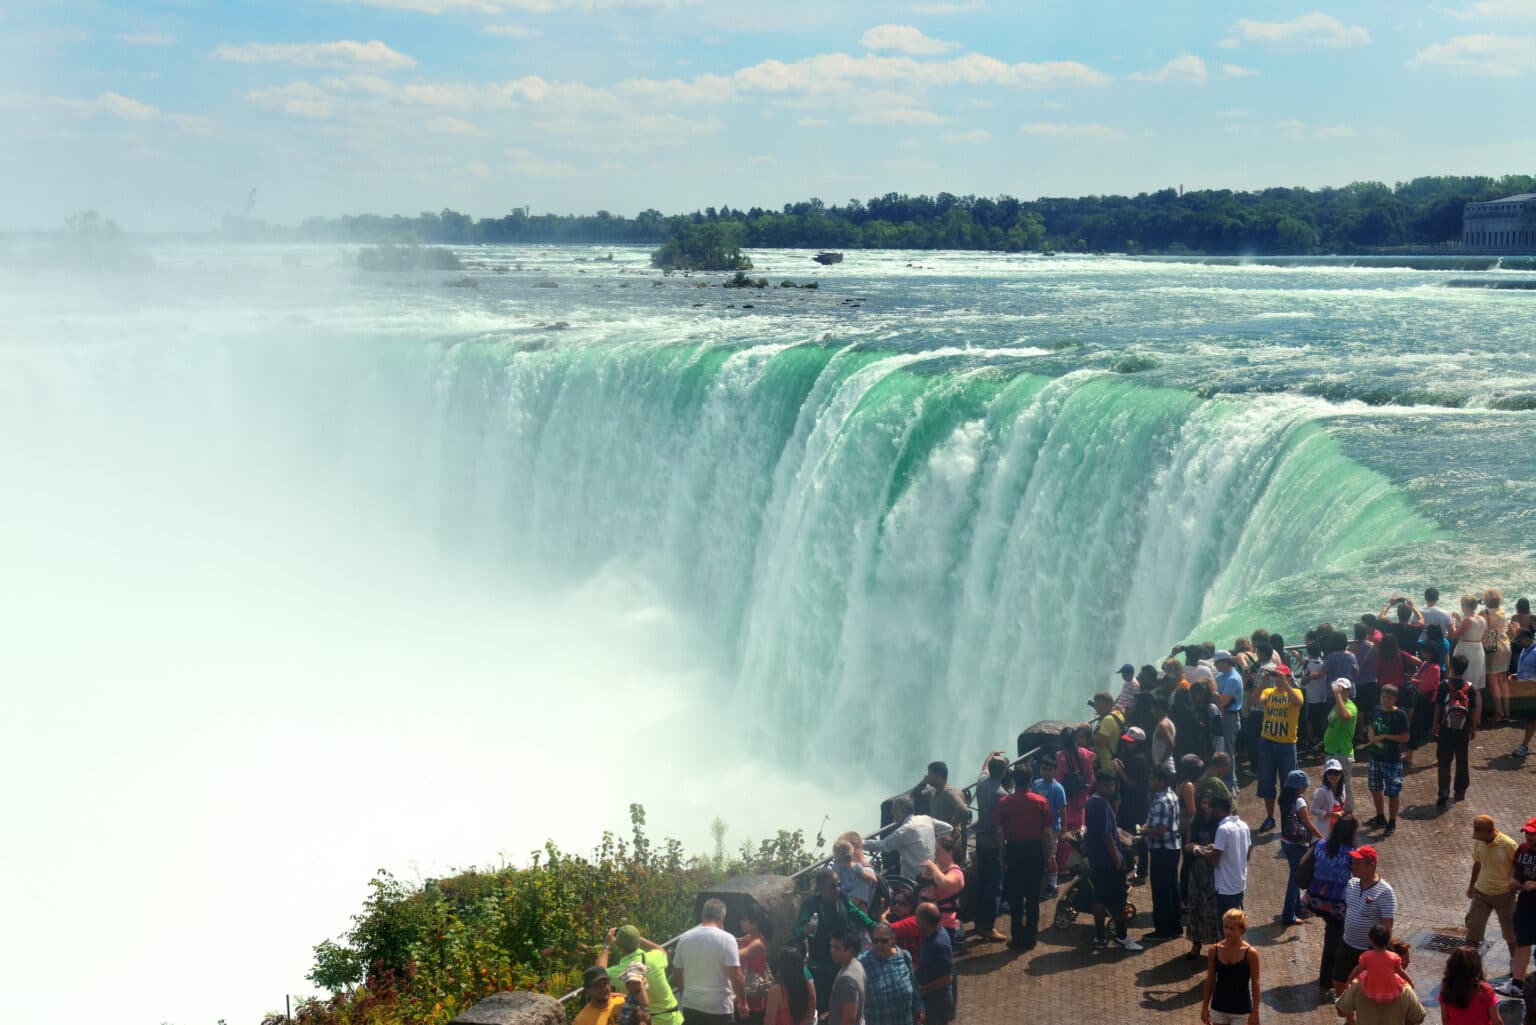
[1,0,1534,230]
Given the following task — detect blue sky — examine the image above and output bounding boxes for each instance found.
[2,0,1533,230]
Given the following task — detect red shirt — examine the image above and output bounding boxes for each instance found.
[1439,981,1497,1025]
[889,915,923,965]
[995,790,1052,842]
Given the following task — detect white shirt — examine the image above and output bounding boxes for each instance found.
[1421,605,1453,635]
[866,815,951,878]
[675,924,740,1014]
[1212,815,1251,896]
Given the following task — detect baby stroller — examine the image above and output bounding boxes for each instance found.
[1052,828,1138,930]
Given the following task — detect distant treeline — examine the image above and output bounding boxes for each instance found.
[258,174,1536,255]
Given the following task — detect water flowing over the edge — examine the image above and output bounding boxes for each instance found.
[236,334,1439,758]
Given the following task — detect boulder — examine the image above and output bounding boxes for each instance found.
[696,875,798,948]
[1018,720,1078,760]
[449,991,564,1025]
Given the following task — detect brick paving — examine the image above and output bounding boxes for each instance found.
[955,723,1536,1024]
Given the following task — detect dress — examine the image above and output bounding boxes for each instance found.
[1454,615,1487,689]
[1184,814,1223,945]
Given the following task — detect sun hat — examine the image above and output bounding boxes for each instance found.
[621,961,649,984]
[1213,650,1233,663]
[1284,769,1311,791]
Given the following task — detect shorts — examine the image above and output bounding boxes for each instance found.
[1516,905,1536,947]
[1333,942,1366,983]
[1368,757,1404,797]
[1207,1011,1249,1025]
[1255,738,1299,800]
[1093,864,1128,913]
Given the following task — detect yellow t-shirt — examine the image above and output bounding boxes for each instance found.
[574,993,626,1025]
[1095,709,1125,770]
[1259,686,1302,744]
[1475,831,1518,896]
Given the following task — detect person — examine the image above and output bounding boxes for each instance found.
[997,765,1054,951]
[1517,628,1536,758]
[1213,650,1244,791]
[1199,753,1236,806]
[1114,726,1152,880]
[795,869,875,1013]
[917,833,964,943]
[1466,815,1518,980]
[1325,628,1361,692]
[880,888,922,964]
[1029,756,1067,898]
[1143,762,1183,939]
[1437,946,1501,1025]
[1334,846,1396,1001]
[1302,813,1359,998]
[1345,923,1411,1003]
[1322,682,1357,814]
[1450,595,1489,695]
[617,961,654,1025]
[1352,623,1379,730]
[1150,692,1177,775]
[1056,725,1096,873]
[1434,655,1480,808]
[865,808,953,880]
[598,926,682,1025]
[1336,977,1427,1025]
[1371,635,1417,748]
[675,899,746,1025]
[970,752,1010,940]
[1419,587,1453,638]
[1255,662,1304,833]
[738,912,771,1025]
[858,923,920,1025]
[1406,639,1443,757]
[1312,759,1349,829]
[1185,792,1224,961]
[1484,589,1512,721]
[577,966,628,1025]
[763,945,816,1025]
[1241,638,1275,765]
[1200,908,1260,1025]
[1279,769,1323,926]
[1114,661,1139,712]
[1090,691,1126,773]
[832,835,878,912]
[906,762,970,852]
[1206,791,1251,915]
[913,903,954,1025]
[1304,638,1331,752]
[1508,817,1536,998]
[1365,684,1410,837]
[823,929,866,1025]
[1130,663,1162,734]
[1084,770,1142,951]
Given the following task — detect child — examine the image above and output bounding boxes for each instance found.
[832,834,877,910]
[617,961,651,1025]
[1346,924,1413,1002]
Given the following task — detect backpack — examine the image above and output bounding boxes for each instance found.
[1443,679,1472,731]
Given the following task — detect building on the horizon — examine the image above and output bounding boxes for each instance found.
[1463,194,1536,251]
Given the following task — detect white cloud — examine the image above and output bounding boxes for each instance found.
[246,82,335,118]
[617,73,735,104]
[796,116,832,127]
[1020,121,1125,139]
[1129,54,1207,83]
[466,160,492,175]
[859,24,961,56]
[849,107,948,124]
[1457,0,1536,16]
[117,31,175,47]
[425,115,488,135]
[482,24,544,37]
[212,40,417,71]
[910,0,984,12]
[0,91,213,132]
[730,52,1110,94]
[1222,12,1372,49]
[1316,124,1357,137]
[343,0,699,11]
[1409,33,1536,74]
[1222,62,1261,77]
[942,128,991,143]
[96,92,160,121]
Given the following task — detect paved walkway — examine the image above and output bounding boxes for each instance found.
[956,723,1536,1023]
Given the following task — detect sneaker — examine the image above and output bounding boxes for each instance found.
[1366,814,1388,828]
[1258,817,1276,833]
[1382,819,1396,837]
[1436,796,1450,809]
[1115,935,1144,952]
[1498,978,1524,997]
[1092,935,1112,948]
[980,929,1008,942]
[1516,744,1529,758]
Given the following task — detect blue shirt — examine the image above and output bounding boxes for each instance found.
[915,927,953,986]
[1215,667,1244,713]
[974,774,1006,850]
[1030,778,1067,832]
[1084,793,1120,871]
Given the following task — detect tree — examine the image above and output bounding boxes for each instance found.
[650,222,751,270]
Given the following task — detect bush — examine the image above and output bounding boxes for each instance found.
[354,245,463,271]
[650,223,751,271]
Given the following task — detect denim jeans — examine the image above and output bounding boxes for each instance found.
[1281,840,1307,921]
[1222,713,1241,790]
[1255,738,1298,800]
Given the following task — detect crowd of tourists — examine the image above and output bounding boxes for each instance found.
[572,587,1536,1025]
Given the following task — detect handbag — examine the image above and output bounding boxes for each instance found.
[744,961,774,1001]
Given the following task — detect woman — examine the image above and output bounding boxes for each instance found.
[1450,594,1488,697]
[1278,769,1322,926]
[858,923,919,1025]
[1300,814,1358,997]
[1190,679,1224,760]
[919,833,965,942]
[738,912,772,1025]
[1310,759,1348,829]
[1184,792,1223,961]
[1201,908,1261,1025]
[1057,726,1096,873]
[1437,945,1500,1025]
[1407,639,1443,755]
[763,945,816,1025]
[1484,589,1512,721]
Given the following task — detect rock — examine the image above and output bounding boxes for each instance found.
[442,276,478,288]
[449,991,564,1025]
[543,321,570,331]
[533,279,559,288]
[697,876,799,951]
[1018,720,1078,759]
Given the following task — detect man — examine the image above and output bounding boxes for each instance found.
[1089,691,1126,773]
[970,752,1011,942]
[1084,771,1143,951]
[914,902,955,1025]
[1029,757,1068,897]
[575,966,627,1025]
[1433,653,1479,808]
[1334,976,1427,1025]
[865,807,953,880]
[1419,586,1453,639]
[1507,818,1536,998]
[1466,814,1519,990]
[1205,791,1251,914]
[1322,680,1357,815]
[1333,846,1396,1000]
[1255,663,1303,833]
[825,928,867,1025]
[1114,662,1139,712]
[1213,650,1244,792]
[596,925,681,1025]
[1351,622,1379,731]
[795,870,876,1013]
[997,764,1055,951]
[1150,692,1177,774]
[1198,752,1235,807]
[1366,684,1411,836]
[1142,762,1183,939]
[906,762,971,852]
[675,899,745,1025]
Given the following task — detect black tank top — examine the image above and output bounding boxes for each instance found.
[1211,947,1253,1014]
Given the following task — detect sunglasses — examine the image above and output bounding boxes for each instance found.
[872,937,894,945]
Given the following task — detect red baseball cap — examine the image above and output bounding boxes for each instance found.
[1267,663,1293,678]
[1522,817,1536,835]
[1349,845,1379,864]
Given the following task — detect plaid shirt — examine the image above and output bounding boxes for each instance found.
[858,947,921,1025]
[1144,787,1181,850]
